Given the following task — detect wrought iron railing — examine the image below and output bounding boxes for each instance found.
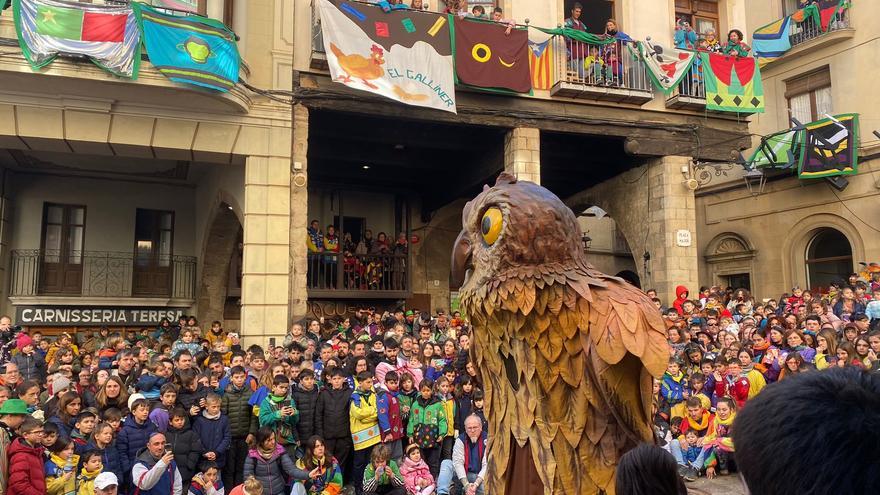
[552,36,651,92]
[308,252,408,293]
[9,249,196,300]
[790,8,850,48]
[675,62,706,100]
[312,0,325,54]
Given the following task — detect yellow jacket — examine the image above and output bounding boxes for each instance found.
[745,369,766,399]
[440,395,455,437]
[46,453,80,495]
[349,389,380,451]
[77,467,102,495]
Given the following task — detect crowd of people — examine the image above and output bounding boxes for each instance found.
[652,275,880,483]
[0,309,487,495]
[0,269,878,495]
[307,221,409,290]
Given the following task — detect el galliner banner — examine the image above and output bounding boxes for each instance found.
[316,0,456,113]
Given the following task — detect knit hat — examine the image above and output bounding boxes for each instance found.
[16,334,33,351]
[128,393,146,411]
[52,376,72,396]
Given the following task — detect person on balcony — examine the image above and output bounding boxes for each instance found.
[324,225,341,289]
[674,19,697,50]
[722,29,751,57]
[603,19,631,41]
[307,220,324,288]
[703,28,723,53]
[564,2,588,79]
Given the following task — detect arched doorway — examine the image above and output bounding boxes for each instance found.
[197,204,243,329]
[576,206,639,282]
[805,228,852,291]
[615,270,641,288]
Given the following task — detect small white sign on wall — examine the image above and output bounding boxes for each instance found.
[676,229,692,247]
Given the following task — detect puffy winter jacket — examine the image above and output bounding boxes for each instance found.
[192,413,231,469]
[165,421,205,487]
[178,385,210,414]
[221,382,257,438]
[315,385,352,440]
[7,438,45,495]
[242,445,307,495]
[406,395,447,438]
[291,384,319,444]
[84,440,124,486]
[116,415,158,483]
[400,456,434,494]
[10,352,46,382]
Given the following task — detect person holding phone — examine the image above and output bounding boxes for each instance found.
[258,375,300,460]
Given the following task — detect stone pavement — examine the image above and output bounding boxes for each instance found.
[687,475,747,494]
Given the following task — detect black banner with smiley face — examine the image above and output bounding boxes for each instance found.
[453,17,531,93]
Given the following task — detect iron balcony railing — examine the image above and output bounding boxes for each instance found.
[789,8,850,48]
[10,249,196,300]
[675,62,705,100]
[308,252,409,295]
[552,36,651,93]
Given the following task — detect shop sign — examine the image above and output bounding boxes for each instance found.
[15,306,187,327]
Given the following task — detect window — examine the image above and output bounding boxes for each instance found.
[564,0,615,34]
[40,203,86,294]
[806,228,852,292]
[133,209,174,296]
[786,68,832,123]
[675,0,719,38]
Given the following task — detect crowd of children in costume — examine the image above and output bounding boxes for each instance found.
[652,274,880,482]
[0,308,487,495]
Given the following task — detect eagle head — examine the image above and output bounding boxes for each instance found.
[451,173,586,297]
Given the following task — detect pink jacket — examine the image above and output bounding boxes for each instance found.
[399,457,434,494]
[375,361,425,390]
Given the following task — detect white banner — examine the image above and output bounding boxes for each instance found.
[316,0,457,113]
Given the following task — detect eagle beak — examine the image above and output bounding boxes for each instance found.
[451,229,473,288]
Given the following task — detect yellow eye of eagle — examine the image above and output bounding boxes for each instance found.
[481,207,503,245]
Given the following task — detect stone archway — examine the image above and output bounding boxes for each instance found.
[781,213,865,293]
[197,204,243,328]
[704,232,757,290]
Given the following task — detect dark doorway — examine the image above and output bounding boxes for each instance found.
[563,0,614,34]
[133,209,174,296]
[39,203,85,294]
[725,273,752,292]
[334,215,366,244]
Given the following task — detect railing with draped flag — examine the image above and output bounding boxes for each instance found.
[549,35,650,93]
[789,6,850,48]
[307,252,409,297]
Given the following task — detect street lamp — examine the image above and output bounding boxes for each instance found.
[582,232,592,250]
[743,168,766,196]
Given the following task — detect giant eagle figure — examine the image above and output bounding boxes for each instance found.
[451,173,669,494]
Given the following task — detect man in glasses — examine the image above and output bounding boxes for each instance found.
[7,416,46,495]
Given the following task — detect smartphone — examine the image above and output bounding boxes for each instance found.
[431,359,445,368]
[165,443,172,454]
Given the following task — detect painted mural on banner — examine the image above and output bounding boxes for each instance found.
[16,306,187,326]
[316,0,456,113]
[799,113,859,179]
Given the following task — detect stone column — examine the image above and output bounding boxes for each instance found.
[288,104,310,325]
[503,127,541,184]
[645,155,699,305]
[240,133,293,347]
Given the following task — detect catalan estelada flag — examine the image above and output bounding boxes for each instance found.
[528,39,553,90]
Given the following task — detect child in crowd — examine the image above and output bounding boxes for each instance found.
[44,436,80,495]
[167,407,206,489]
[376,371,404,461]
[71,410,97,455]
[193,393,231,475]
[661,358,688,419]
[400,443,435,495]
[258,375,299,460]
[188,461,225,495]
[350,370,381,493]
[149,383,179,432]
[86,421,123,485]
[77,450,104,495]
[362,444,406,495]
[407,379,446,480]
[116,398,157,487]
[172,330,203,359]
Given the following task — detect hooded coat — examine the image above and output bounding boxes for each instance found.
[242,444,307,495]
[7,438,45,495]
[315,385,352,440]
[400,455,435,494]
[165,419,205,486]
[673,285,690,315]
[116,415,159,484]
[291,383,319,444]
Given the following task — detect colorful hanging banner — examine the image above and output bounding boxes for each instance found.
[134,3,240,92]
[636,40,695,93]
[753,15,792,66]
[452,17,531,94]
[13,0,140,77]
[817,0,847,31]
[150,0,200,14]
[316,0,456,113]
[527,38,553,91]
[749,129,801,169]
[701,52,764,113]
[799,113,859,179]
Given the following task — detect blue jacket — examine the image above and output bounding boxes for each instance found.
[136,373,168,400]
[85,440,124,485]
[660,372,687,405]
[192,413,232,469]
[117,415,159,483]
[46,415,76,439]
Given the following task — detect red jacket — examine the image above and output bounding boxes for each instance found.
[7,438,46,495]
[715,374,750,409]
[672,285,689,315]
